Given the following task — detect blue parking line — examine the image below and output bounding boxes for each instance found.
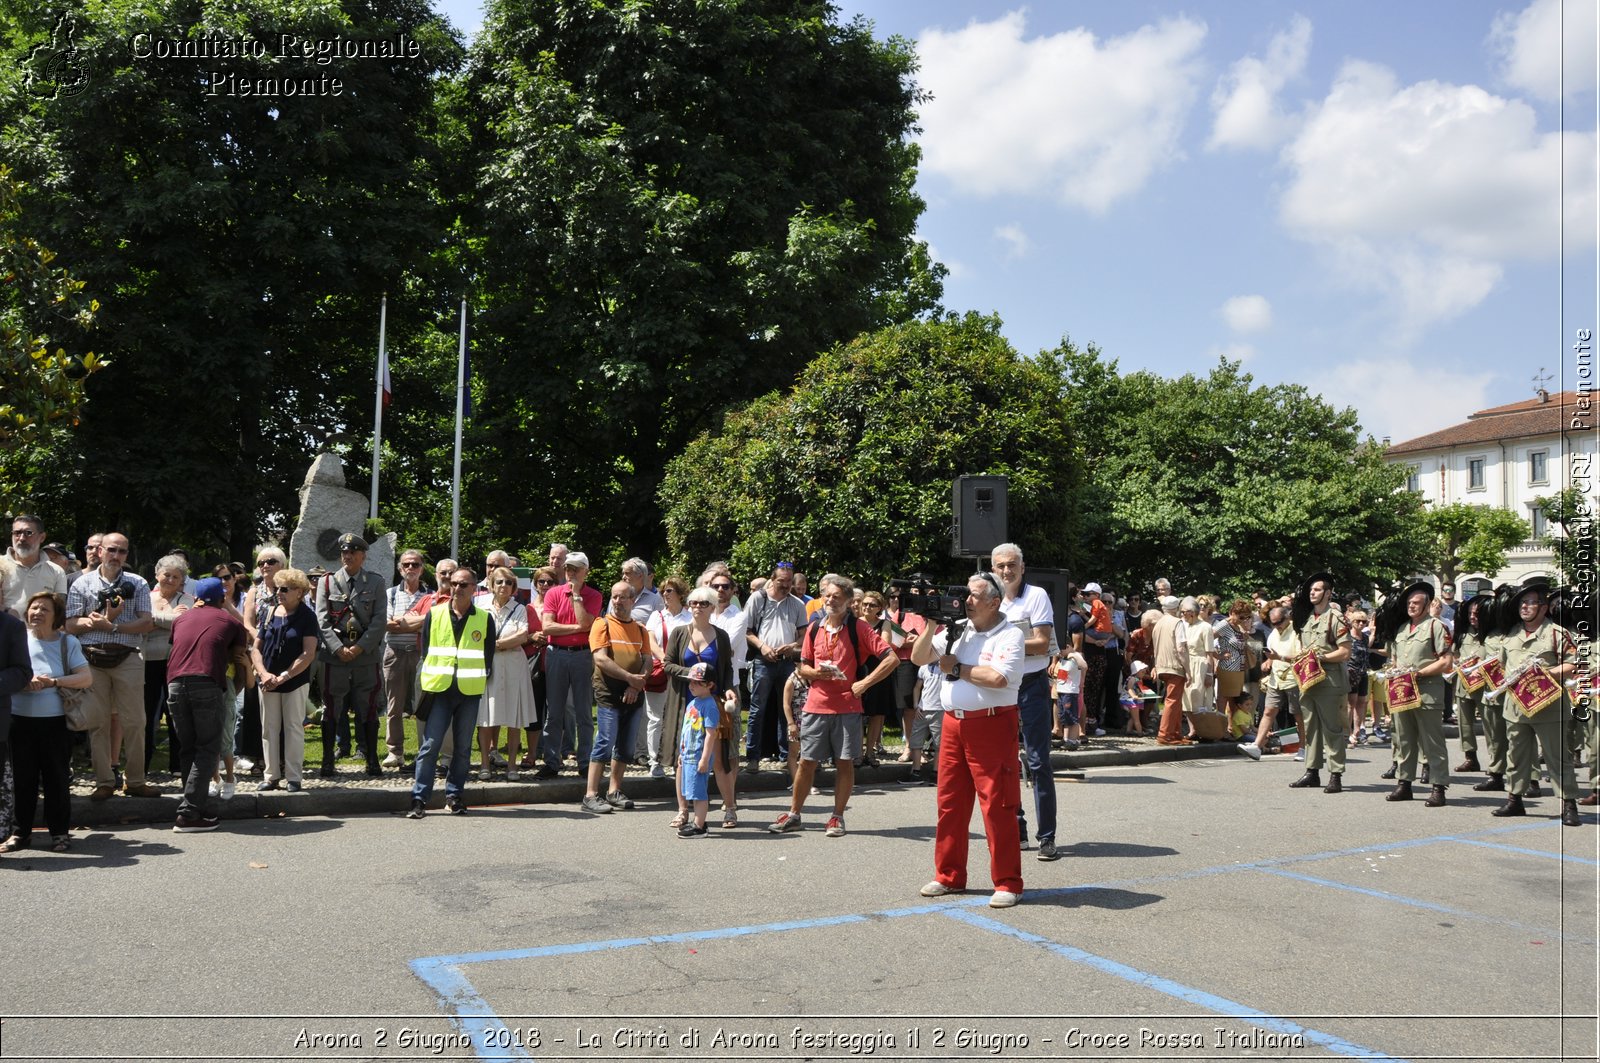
[1450,837,1600,866]
[409,957,534,1063]
[943,908,1412,1062]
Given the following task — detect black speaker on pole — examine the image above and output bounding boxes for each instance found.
[951,475,1008,558]
[1023,567,1074,633]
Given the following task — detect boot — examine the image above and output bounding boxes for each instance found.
[1454,753,1480,773]
[1289,769,1321,789]
[1424,785,1447,807]
[1491,794,1526,817]
[1323,773,1343,794]
[1380,763,1397,780]
[319,725,338,778]
[1526,780,1543,799]
[1562,799,1582,827]
[362,720,383,777]
[1473,773,1505,792]
[1386,780,1413,802]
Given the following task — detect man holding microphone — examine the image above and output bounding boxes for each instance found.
[911,572,1026,908]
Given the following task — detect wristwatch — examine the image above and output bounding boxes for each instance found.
[948,663,963,680]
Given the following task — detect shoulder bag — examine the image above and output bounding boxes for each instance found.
[57,636,90,731]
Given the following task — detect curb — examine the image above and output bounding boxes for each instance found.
[62,741,1250,829]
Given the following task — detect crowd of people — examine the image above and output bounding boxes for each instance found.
[0,512,1595,903]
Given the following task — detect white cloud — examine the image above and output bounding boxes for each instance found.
[994,223,1030,260]
[1220,294,1273,333]
[1208,15,1312,151]
[916,11,1207,213]
[1489,0,1598,102]
[1306,357,1494,445]
[1278,59,1597,331]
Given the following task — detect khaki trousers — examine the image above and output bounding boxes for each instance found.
[87,652,147,787]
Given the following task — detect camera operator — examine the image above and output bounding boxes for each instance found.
[911,571,1025,908]
[65,532,159,800]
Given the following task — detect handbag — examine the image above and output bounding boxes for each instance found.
[643,612,671,693]
[57,636,90,731]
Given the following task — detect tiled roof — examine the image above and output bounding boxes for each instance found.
[1385,391,1579,456]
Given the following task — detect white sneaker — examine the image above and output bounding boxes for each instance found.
[235,757,255,773]
[381,753,403,769]
[220,779,236,800]
[989,890,1020,909]
[208,780,221,798]
[1237,743,1262,761]
[920,880,954,897]
[1293,751,1306,762]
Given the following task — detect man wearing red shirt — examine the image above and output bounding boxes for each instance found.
[538,551,604,778]
[768,574,897,837]
[167,577,246,833]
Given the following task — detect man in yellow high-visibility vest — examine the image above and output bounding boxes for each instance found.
[407,567,497,818]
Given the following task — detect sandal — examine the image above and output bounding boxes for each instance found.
[0,834,30,853]
[50,835,70,853]
[721,808,738,829]
[669,810,687,830]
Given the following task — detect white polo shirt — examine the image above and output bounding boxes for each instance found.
[998,583,1054,675]
[934,618,1025,712]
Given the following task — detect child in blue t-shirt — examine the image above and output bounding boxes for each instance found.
[678,664,724,838]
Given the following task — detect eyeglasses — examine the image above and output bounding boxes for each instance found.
[11,529,38,538]
[400,561,422,569]
[259,558,282,567]
[449,581,475,590]
[688,601,712,608]
[711,583,732,591]
[102,546,128,555]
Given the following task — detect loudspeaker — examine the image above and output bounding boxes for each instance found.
[1023,567,1074,631]
[951,476,1008,558]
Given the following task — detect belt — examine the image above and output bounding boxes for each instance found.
[948,704,1018,720]
[170,674,221,685]
[549,643,591,653]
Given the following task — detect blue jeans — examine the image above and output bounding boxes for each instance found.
[169,676,225,819]
[591,700,642,764]
[411,689,481,802]
[745,657,795,764]
[1014,669,1057,845]
[541,648,594,771]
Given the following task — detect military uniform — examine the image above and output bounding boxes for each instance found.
[1500,619,1579,800]
[1385,616,1452,788]
[1455,628,1505,775]
[315,555,388,775]
[1296,608,1351,776]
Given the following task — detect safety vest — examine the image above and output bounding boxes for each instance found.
[419,605,489,695]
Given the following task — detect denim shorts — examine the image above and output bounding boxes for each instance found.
[590,701,641,763]
[1055,692,1080,728]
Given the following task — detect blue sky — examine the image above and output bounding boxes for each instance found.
[432,0,1597,444]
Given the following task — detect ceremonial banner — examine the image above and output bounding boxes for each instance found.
[1292,651,1325,694]
[1458,656,1486,693]
[1479,658,1506,691]
[1385,670,1422,713]
[1507,664,1561,719]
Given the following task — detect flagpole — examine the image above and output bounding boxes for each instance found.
[368,294,388,521]
[450,296,467,560]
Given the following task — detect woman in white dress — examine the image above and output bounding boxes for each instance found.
[478,566,538,781]
[643,578,692,777]
[1181,595,1215,714]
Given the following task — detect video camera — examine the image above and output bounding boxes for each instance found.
[889,573,968,625]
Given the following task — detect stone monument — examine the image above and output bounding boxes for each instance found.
[287,453,398,580]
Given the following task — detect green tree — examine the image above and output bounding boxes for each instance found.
[1533,487,1595,585]
[1050,346,1425,598]
[457,0,941,564]
[0,165,105,510]
[659,314,1074,586]
[1417,502,1530,586]
[0,0,464,560]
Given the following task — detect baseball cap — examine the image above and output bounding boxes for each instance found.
[564,551,590,569]
[194,577,227,604]
[1083,582,1102,595]
[687,662,712,683]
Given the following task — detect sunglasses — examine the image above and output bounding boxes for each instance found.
[711,583,732,591]
[535,578,553,586]
[400,561,422,569]
[259,558,282,566]
[449,581,475,589]
[688,601,712,608]
[492,580,515,587]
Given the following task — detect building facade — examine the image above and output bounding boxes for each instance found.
[1384,389,1595,595]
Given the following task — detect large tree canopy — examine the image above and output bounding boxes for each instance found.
[659,314,1075,586]
[1416,502,1530,585]
[0,0,464,558]
[451,0,942,562]
[1050,345,1425,598]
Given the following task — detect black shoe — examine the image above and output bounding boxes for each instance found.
[533,766,559,780]
[1036,839,1060,861]
[1454,756,1480,774]
[677,824,708,839]
[1526,780,1544,799]
[1561,799,1582,827]
[318,765,337,779]
[1473,773,1505,792]
[173,815,219,833]
[1492,794,1526,817]
[1380,764,1397,780]
[405,800,426,819]
[364,764,384,777]
[445,794,467,815]
[1424,785,1447,807]
[1386,781,1413,802]
[1323,773,1342,794]
[1288,770,1320,789]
